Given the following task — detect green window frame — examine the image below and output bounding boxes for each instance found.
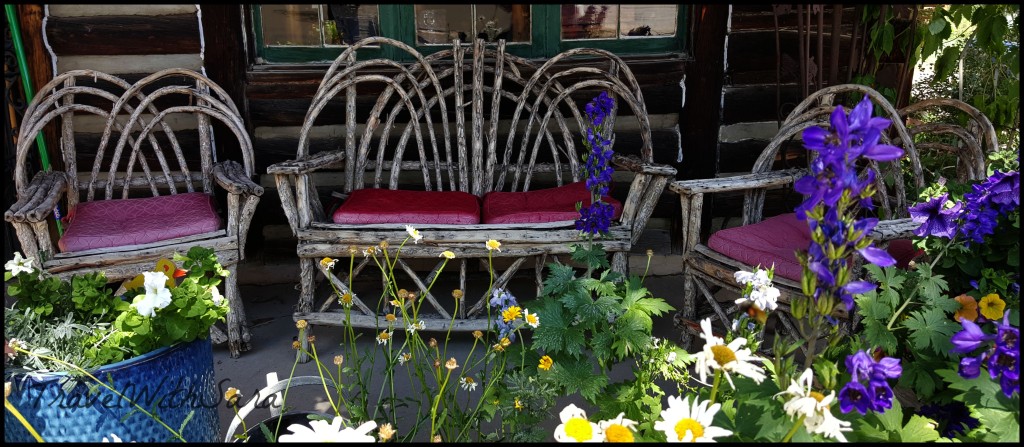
[250,5,689,64]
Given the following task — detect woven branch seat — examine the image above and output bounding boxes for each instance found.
[5,68,262,358]
[267,37,675,349]
[668,84,998,352]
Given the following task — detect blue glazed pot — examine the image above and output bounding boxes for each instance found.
[4,337,220,443]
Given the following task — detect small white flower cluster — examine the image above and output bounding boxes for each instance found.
[733,266,780,312]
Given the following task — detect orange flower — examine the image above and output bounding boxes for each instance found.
[953,294,978,323]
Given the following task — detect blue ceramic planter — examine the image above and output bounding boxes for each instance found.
[4,337,220,443]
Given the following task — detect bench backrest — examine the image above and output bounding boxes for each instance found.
[298,37,653,197]
[743,84,995,223]
[15,69,254,211]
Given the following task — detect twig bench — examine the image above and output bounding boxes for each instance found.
[267,37,676,346]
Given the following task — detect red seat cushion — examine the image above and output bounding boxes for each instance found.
[707,212,922,282]
[58,192,222,253]
[481,182,623,224]
[332,189,481,225]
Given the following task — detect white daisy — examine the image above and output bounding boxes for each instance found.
[278,416,377,442]
[406,320,426,334]
[553,403,604,442]
[376,329,393,345]
[598,413,638,443]
[459,376,478,391]
[654,395,733,442]
[405,225,423,243]
[5,252,35,276]
[523,309,540,328]
[776,368,851,442]
[693,318,767,388]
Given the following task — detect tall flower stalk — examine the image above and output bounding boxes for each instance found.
[790,94,904,370]
[575,92,617,244]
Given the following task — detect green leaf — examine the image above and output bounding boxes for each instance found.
[553,359,608,401]
[541,263,578,296]
[569,243,610,270]
[975,408,1019,443]
[934,46,962,81]
[861,318,898,354]
[927,16,947,35]
[900,415,941,442]
[902,308,958,357]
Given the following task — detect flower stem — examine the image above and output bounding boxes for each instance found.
[781,416,805,442]
[709,369,723,405]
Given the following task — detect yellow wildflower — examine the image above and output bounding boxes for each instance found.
[486,239,501,252]
[378,422,396,442]
[472,330,484,340]
[385,313,397,322]
[296,320,308,329]
[514,397,524,411]
[320,257,337,270]
[440,250,456,260]
[978,294,1006,320]
[502,306,523,323]
[339,292,353,307]
[452,289,464,300]
[333,355,344,366]
[445,358,459,370]
[224,387,241,404]
[539,355,553,371]
[500,337,512,347]
[291,340,301,350]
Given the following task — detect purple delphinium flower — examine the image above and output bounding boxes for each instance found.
[794,95,904,316]
[959,355,985,379]
[950,319,996,354]
[909,194,963,239]
[840,349,902,414]
[838,380,874,415]
[576,92,618,236]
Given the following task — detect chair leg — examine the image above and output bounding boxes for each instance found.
[676,265,698,351]
[611,251,628,278]
[225,264,252,357]
[295,257,317,364]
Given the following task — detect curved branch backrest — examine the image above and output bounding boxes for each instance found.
[304,37,652,197]
[743,84,927,224]
[15,68,253,207]
[897,98,996,183]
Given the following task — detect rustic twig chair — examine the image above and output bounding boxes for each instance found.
[267,37,676,355]
[668,84,997,351]
[5,68,263,358]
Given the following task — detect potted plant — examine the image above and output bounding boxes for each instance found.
[4,246,230,443]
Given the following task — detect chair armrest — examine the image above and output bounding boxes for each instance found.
[868,217,918,243]
[214,160,265,196]
[668,168,805,196]
[5,171,68,223]
[266,150,346,175]
[612,154,677,176]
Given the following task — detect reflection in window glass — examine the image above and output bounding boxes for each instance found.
[415,5,531,45]
[261,5,321,46]
[325,4,380,45]
[561,5,619,40]
[261,4,378,47]
[619,5,677,38]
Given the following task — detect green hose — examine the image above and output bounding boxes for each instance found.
[6,4,63,235]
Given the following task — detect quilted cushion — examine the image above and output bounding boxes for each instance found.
[481,182,623,224]
[58,192,222,253]
[707,212,922,282]
[332,189,481,225]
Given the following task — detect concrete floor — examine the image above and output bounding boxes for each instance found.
[212,249,694,442]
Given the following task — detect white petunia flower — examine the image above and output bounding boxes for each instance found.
[776,368,851,442]
[693,318,767,388]
[406,225,423,243]
[553,403,604,442]
[736,284,780,312]
[132,271,172,318]
[5,252,35,276]
[209,286,224,305]
[278,416,377,442]
[654,395,732,442]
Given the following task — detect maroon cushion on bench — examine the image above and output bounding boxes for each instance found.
[707,212,923,282]
[58,192,223,253]
[332,188,481,225]
[481,181,623,224]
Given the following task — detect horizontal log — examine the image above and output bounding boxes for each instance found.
[669,169,805,195]
[48,5,197,17]
[295,312,491,332]
[297,239,631,258]
[729,6,856,31]
[46,232,235,271]
[46,247,239,282]
[56,54,203,76]
[46,14,200,56]
[301,222,629,241]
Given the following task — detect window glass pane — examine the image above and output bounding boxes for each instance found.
[475,5,531,43]
[619,5,677,38]
[261,4,322,46]
[325,4,380,45]
[415,5,470,44]
[560,4,619,40]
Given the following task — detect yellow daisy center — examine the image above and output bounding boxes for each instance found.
[502,306,523,322]
[340,292,353,305]
[674,418,704,442]
[379,331,390,341]
[809,391,826,402]
[710,344,737,365]
[565,418,594,442]
[605,424,634,442]
[526,314,539,325]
